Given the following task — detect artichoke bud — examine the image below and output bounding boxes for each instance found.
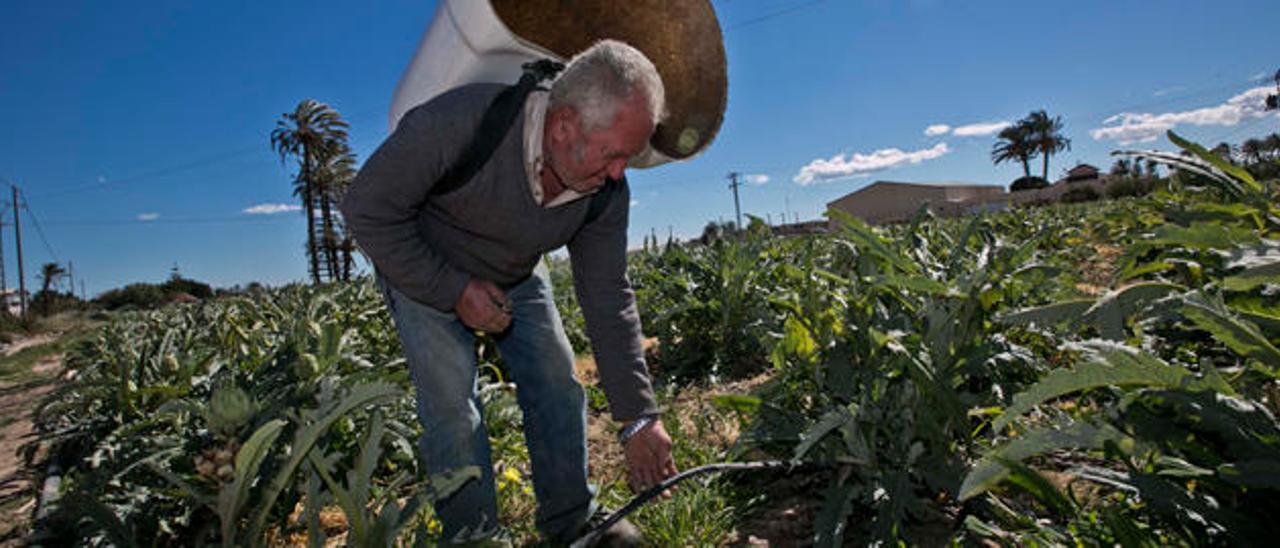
[206,385,256,438]
[294,353,321,380]
[196,459,217,479]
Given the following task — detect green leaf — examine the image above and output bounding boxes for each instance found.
[830,210,919,274]
[1082,282,1185,340]
[961,422,1128,500]
[58,491,140,548]
[1222,250,1280,291]
[993,457,1076,518]
[1166,130,1264,195]
[220,418,286,545]
[1218,459,1280,489]
[1147,222,1258,251]
[812,483,856,548]
[1119,258,1174,282]
[795,405,855,460]
[869,274,954,297]
[1010,263,1062,282]
[1167,202,1266,230]
[999,299,1093,329]
[778,316,817,362]
[711,394,761,414]
[248,382,402,545]
[1236,308,1280,338]
[993,341,1192,432]
[1181,293,1280,369]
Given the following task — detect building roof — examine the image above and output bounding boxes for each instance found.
[826,180,1002,206]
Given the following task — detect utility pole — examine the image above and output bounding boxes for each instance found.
[81,279,87,301]
[727,172,743,231]
[1265,69,1279,111]
[67,261,74,295]
[12,186,25,316]
[0,214,6,296]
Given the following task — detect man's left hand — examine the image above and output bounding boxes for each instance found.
[623,418,677,496]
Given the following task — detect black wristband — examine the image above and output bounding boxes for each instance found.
[617,414,658,446]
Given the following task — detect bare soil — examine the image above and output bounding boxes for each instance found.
[575,346,820,547]
[0,343,62,545]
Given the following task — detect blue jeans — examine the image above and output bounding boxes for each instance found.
[378,262,595,543]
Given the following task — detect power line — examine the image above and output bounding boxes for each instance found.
[31,144,264,199]
[726,0,826,31]
[19,191,60,263]
[37,214,301,227]
[25,101,386,200]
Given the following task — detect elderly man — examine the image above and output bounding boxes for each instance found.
[340,40,674,545]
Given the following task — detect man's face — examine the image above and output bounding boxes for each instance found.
[547,94,654,193]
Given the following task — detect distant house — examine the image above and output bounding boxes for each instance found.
[1004,163,1113,206]
[826,181,1005,226]
[1065,163,1101,183]
[1,288,28,316]
[773,219,829,236]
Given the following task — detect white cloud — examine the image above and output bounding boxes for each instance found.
[793,142,951,185]
[1251,71,1269,83]
[243,203,303,215]
[745,174,770,185]
[137,213,159,221]
[97,174,107,183]
[1090,86,1276,145]
[952,121,1010,137]
[1153,85,1186,97]
[629,199,639,208]
[924,124,951,137]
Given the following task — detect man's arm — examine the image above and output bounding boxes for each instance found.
[566,182,658,421]
[567,182,675,493]
[339,102,471,311]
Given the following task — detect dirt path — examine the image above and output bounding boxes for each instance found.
[0,348,62,544]
[0,334,56,360]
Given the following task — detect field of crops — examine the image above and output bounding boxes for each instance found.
[21,134,1280,546]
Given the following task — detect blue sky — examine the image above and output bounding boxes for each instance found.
[2,0,1278,296]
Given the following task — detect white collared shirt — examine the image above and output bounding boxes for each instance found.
[523,90,592,208]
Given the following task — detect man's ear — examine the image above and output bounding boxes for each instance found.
[548,106,580,145]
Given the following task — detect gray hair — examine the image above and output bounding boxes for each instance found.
[548,39,665,132]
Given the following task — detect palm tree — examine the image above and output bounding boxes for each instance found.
[1240,138,1264,165]
[1024,110,1071,180]
[1110,158,1131,177]
[39,262,66,315]
[991,123,1036,177]
[1145,159,1160,179]
[313,148,358,281]
[270,99,350,285]
[1210,142,1234,164]
[1265,133,1280,161]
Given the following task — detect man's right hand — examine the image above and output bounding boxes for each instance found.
[455,279,513,334]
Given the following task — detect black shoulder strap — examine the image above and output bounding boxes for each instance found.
[431,59,564,196]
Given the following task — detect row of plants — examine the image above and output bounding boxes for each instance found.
[604,132,1278,545]
[29,130,1278,545]
[29,282,479,546]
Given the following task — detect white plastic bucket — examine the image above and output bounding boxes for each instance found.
[388,0,684,168]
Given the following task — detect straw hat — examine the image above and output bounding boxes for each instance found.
[492,0,727,161]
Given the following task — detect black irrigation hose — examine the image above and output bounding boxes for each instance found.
[571,460,842,548]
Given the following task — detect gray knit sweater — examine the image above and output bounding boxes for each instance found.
[339,83,657,421]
